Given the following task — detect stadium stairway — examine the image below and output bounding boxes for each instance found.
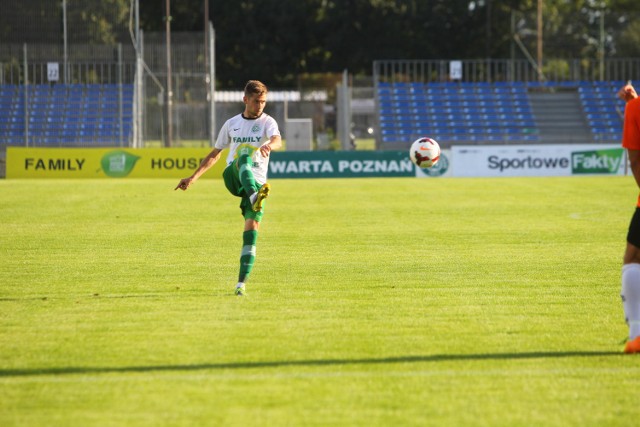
[528,91,592,143]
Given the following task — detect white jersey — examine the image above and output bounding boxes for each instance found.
[215,113,280,184]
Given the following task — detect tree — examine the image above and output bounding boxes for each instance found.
[66,0,131,44]
[0,0,132,45]
[207,0,323,87]
[3,0,638,88]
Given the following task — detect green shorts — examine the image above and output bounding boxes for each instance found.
[222,159,264,222]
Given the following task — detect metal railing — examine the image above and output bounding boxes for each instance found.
[373,58,640,85]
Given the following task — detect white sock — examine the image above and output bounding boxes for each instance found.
[249,193,257,204]
[621,263,640,339]
[236,282,245,288]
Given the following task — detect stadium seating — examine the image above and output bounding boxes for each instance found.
[377,81,539,145]
[377,80,632,145]
[577,80,625,141]
[0,83,133,146]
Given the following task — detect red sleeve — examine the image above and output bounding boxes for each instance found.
[623,98,640,150]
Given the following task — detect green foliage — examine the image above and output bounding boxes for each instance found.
[617,20,640,56]
[3,1,640,87]
[0,0,131,44]
[151,0,639,87]
[543,59,571,79]
[68,0,131,44]
[0,176,639,426]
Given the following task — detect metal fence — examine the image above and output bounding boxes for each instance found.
[0,34,212,148]
[1,44,136,85]
[0,37,323,150]
[140,32,209,144]
[373,58,640,85]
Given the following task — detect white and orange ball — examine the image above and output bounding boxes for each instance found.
[409,137,441,168]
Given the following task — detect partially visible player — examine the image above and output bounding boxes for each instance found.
[618,81,640,353]
[175,80,282,296]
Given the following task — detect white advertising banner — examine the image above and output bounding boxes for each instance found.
[451,144,626,177]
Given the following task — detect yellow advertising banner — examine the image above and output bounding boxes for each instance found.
[6,147,226,179]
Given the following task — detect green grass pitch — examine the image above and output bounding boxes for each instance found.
[1,176,639,426]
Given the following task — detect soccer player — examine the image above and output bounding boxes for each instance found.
[618,81,640,353]
[175,80,282,296]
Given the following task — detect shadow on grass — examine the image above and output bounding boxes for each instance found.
[0,293,203,303]
[0,351,624,378]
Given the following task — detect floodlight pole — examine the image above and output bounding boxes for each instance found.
[204,0,214,145]
[485,0,491,82]
[536,0,543,83]
[598,4,605,81]
[209,22,216,146]
[134,0,144,148]
[165,0,173,147]
[204,0,209,139]
[62,0,68,84]
[337,69,352,150]
[23,44,29,147]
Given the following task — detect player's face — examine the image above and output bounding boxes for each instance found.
[244,93,267,118]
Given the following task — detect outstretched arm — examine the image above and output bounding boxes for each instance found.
[175,147,223,191]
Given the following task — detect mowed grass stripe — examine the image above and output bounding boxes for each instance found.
[0,177,638,427]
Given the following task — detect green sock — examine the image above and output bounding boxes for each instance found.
[239,230,258,283]
[238,153,258,196]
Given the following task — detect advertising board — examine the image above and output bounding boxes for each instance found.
[7,148,419,179]
[451,144,625,177]
[266,151,414,178]
[7,145,625,180]
[6,147,226,179]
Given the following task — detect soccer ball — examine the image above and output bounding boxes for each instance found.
[409,137,441,168]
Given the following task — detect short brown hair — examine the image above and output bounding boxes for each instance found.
[244,80,268,97]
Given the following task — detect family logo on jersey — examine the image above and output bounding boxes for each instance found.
[232,136,262,143]
[571,148,624,174]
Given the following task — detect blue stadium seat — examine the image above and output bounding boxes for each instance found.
[0,83,135,145]
[376,81,542,144]
[576,81,626,140]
